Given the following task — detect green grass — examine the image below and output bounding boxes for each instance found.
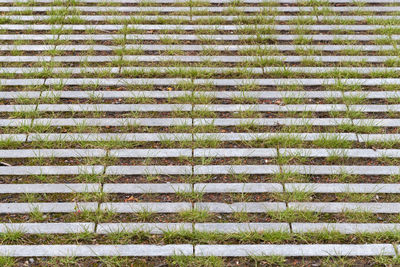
[0,0,400,263]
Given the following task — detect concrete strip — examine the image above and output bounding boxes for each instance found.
[194,165,280,175]
[0,223,95,234]
[194,202,286,213]
[281,165,400,175]
[0,149,106,158]
[289,202,400,213]
[106,166,192,175]
[279,148,378,158]
[0,166,104,175]
[3,34,400,42]
[40,90,188,99]
[32,118,191,127]
[195,244,395,256]
[27,133,192,142]
[195,223,290,233]
[194,133,358,141]
[109,149,192,158]
[29,104,191,112]
[0,245,193,256]
[4,15,400,23]
[2,6,398,12]
[0,202,98,213]
[0,184,100,194]
[1,24,399,32]
[194,118,351,126]
[359,134,400,142]
[194,148,277,158]
[4,55,396,63]
[96,223,192,234]
[0,119,31,127]
[285,183,400,193]
[0,134,26,142]
[292,223,400,234]
[101,202,192,213]
[103,183,191,193]
[194,183,283,193]
[1,44,397,52]
[3,90,396,100]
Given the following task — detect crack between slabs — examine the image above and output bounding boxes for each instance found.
[26,14,64,141]
[94,157,108,234]
[276,145,293,233]
[342,90,361,144]
[23,29,61,143]
[62,5,109,233]
[190,79,195,254]
[117,24,127,75]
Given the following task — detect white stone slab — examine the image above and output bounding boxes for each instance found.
[103,183,191,193]
[0,244,193,256]
[281,165,400,175]
[194,202,286,213]
[27,133,191,142]
[0,166,104,175]
[32,104,191,112]
[194,165,280,175]
[195,244,395,256]
[285,183,400,193]
[106,166,192,175]
[194,148,277,158]
[289,202,400,213]
[195,223,290,233]
[0,134,26,142]
[279,149,378,158]
[32,118,191,127]
[0,149,106,158]
[292,223,400,234]
[0,184,100,194]
[194,183,283,193]
[0,223,95,234]
[0,202,97,213]
[109,149,191,158]
[97,223,192,234]
[101,202,192,213]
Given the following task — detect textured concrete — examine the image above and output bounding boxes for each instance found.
[0,223,95,234]
[32,118,191,127]
[0,203,98,213]
[0,166,104,175]
[0,184,100,193]
[101,202,192,213]
[0,149,106,158]
[103,183,191,193]
[194,148,277,158]
[106,166,192,175]
[289,202,400,213]
[97,223,192,234]
[195,223,290,233]
[109,149,191,158]
[285,183,400,193]
[281,165,400,175]
[194,202,286,213]
[195,244,395,256]
[194,183,283,193]
[292,223,400,234]
[1,0,400,258]
[194,165,280,175]
[0,245,193,256]
[28,133,192,142]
